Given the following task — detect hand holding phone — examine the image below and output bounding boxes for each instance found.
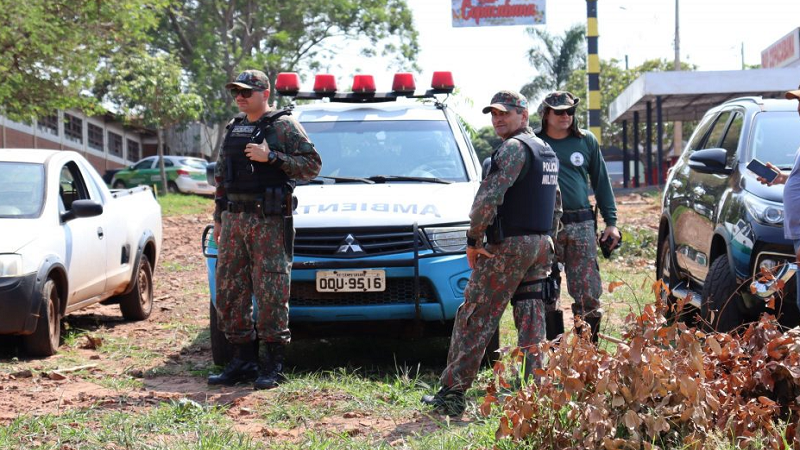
[747,159,780,184]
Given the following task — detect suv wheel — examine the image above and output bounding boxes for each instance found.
[701,256,747,332]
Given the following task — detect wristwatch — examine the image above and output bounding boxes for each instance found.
[267,151,277,163]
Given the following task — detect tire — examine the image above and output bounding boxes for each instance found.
[701,256,747,332]
[482,327,500,368]
[210,302,233,366]
[167,181,179,194]
[119,257,154,321]
[23,279,61,356]
[113,180,126,189]
[657,239,696,325]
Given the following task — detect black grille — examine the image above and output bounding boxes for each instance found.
[294,227,429,258]
[290,278,438,306]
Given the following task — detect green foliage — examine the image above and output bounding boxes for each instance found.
[563,58,698,149]
[471,126,503,164]
[0,0,166,122]
[154,0,419,156]
[157,193,212,216]
[520,24,587,106]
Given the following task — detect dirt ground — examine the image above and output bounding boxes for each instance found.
[0,191,660,442]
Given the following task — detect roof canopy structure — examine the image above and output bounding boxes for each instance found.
[609,67,800,124]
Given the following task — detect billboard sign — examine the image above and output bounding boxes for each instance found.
[761,28,800,69]
[452,0,546,28]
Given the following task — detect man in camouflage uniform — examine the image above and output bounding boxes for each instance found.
[535,91,620,342]
[208,70,321,389]
[421,90,562,416]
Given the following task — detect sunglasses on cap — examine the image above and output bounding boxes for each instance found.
[552,107,576,116]
[229,88,264,98]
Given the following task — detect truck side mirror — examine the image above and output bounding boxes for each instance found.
[688,148,732,175]
[481,157,491,180]
[206,162,217,187]
[61,199,103,222]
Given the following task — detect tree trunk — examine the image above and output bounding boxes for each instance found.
[157,128,169,196]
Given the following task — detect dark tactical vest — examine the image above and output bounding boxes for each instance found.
[222,109,291,195]
[494,134,559,235]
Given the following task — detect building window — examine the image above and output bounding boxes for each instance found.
[88,123,104,151]
[109,132,123,157]
[64,114,83,144]
[127,139,141,161]
[37,114,59,136]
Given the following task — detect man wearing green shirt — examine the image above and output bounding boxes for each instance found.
[535,91,620,342]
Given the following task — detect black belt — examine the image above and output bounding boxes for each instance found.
[226,201,282,214]
[561,209,593,225]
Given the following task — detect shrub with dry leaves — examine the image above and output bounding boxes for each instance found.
[482,282,800,449]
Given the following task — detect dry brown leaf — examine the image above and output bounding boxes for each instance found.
[608,281,624,293]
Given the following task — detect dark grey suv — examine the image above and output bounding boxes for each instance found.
[658,96,800,331]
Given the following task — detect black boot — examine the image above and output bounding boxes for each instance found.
[581,315,602,344]
[208,341,258,386]
[254,342,286,390]
[421,386,466,416]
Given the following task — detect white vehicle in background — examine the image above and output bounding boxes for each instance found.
[0,149,162,356]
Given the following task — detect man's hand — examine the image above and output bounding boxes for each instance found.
[599,225,621,248]
[466,246,494,269]
[757,162,788,186]
[244,142,272,163]
[213,221,221,245]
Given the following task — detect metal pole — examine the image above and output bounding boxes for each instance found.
[633,112,640,188]
[586,0,602,144]
[657,96,664,185]
[646,101,653,186]
[622,120,629,189]
[673,0,683,166]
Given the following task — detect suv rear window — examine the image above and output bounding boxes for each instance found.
[302,120,467,181]
[751,111,800,169]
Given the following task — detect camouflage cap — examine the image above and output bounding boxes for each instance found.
[225,70,270,90]
[482,90,529,114]
[786,83,800,100]
[540,91,580,111]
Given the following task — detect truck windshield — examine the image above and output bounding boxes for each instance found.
[0,162,45,218]
[751,111,800,169]
[302,120,468,182]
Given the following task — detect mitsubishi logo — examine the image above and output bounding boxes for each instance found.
[337,234,364,254]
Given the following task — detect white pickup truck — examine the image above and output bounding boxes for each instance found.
[0,149,163,356]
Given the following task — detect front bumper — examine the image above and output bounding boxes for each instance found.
[202,225,469,323]
[0,272,39,334]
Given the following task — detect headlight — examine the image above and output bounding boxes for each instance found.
[0,254,23,277]
[743,195,784,225]
[423,226,469,253]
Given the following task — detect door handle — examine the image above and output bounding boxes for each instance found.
[97,227,104,239]
[670,179,682,189]
[692,186,706,197]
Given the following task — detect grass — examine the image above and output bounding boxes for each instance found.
[157,193,213,217]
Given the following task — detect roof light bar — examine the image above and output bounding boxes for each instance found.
[275,72,300,96]
[431,71,454,93]
[313,74,337,95]
[392,73,416,94]
[352,74,377,93]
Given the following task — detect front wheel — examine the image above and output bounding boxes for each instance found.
[701,256,747,332]
[23,279,61,356]
[119,257,154,320]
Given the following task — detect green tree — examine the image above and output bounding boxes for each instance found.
[0,0,165,122]
[471,126,503,165]
[104,52,203,194]
[520,23,586,105]
[154,0,419,158]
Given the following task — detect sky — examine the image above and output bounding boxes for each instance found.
[332,0,800,129]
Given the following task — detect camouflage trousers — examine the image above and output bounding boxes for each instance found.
[440,234,554,391]
[215,211,292,345]
[547,220,603,319]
